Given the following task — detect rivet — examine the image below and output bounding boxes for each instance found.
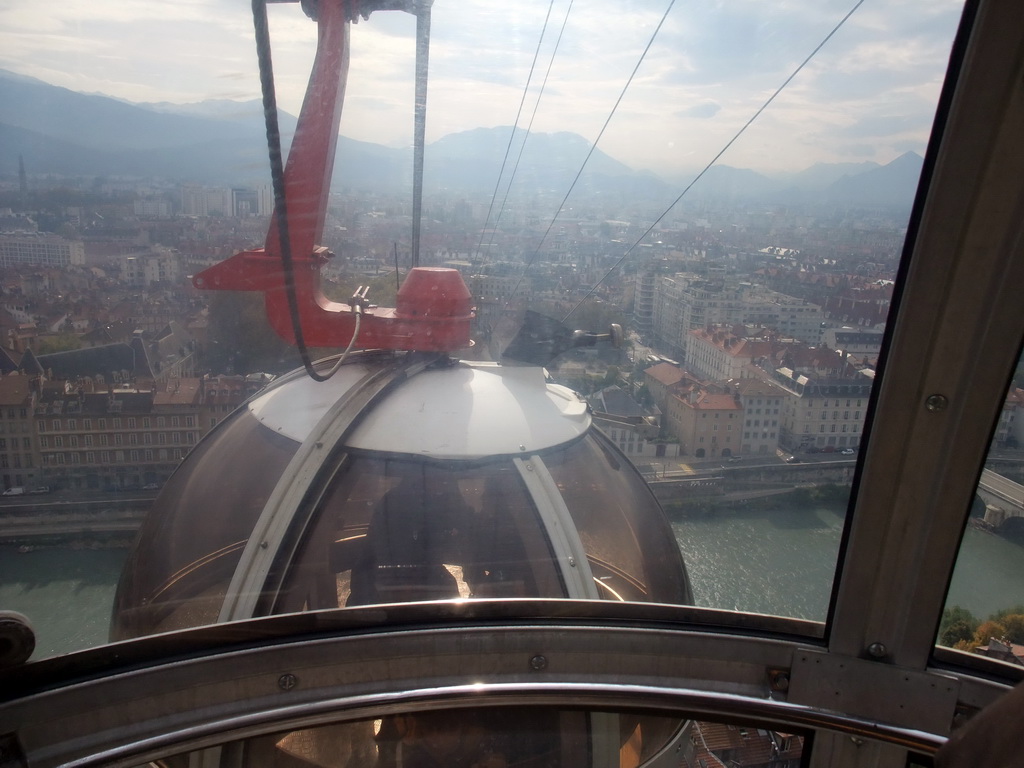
[867,642,887,658]
[278,673,298,691]
[568,557,576,567]
[530,655,548,671]
[260,541,269,549]
[925,394,948,412]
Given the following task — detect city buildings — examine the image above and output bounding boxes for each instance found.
[0,232,86,268]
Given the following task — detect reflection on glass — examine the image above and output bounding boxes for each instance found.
[939,351,1024,665]
[0,0,969,657]
[137,708,804,768]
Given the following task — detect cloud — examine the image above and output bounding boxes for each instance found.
[677,101,721,119]
[0,0,969,174]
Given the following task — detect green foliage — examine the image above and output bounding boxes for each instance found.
[1000,614,1024,644]
[37,333,82,355]
[972,620,1006,646]
[940,620,976,648]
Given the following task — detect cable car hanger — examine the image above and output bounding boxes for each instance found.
[193,0,624,377]
[193,0,469,383]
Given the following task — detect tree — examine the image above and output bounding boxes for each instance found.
[937,605,979,648]
[972,620,1007,647]
[940,620,976,648]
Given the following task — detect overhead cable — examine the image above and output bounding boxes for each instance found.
[509,0,677,304]
[472,0,557,261]
[563,0,866,322]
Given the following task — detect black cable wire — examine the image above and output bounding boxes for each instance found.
[483,0,575,258]
[563,0,865,323]
[252,0,353,382]
[472,0,557,262]
[508,0,677,306]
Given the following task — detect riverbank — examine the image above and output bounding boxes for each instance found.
[659,483,851,520]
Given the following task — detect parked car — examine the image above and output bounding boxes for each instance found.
[142,483,161,491]
[786,456,802,464]
[2,487,25,496]
[840,448,855,455]
[29,486,51,494]
[727,455,743,462]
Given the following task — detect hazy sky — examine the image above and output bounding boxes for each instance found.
[0,0,966,177]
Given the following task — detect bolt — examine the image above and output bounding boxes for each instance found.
[568,557,576,567]
[867,642,887,658]
[850,736,865,746]
[925,394,948,412]
[768,670,790,692]
[530,655,548,671]
[278,673,298,691]
[260,541,269,549]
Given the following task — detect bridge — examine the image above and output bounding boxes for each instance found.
[977,468,1024,523]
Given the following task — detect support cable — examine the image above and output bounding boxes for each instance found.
[411,0,431,268]
[472,0,557,261]
[483,0,575,258]
[562,0,865,322]
[508,0,677,305]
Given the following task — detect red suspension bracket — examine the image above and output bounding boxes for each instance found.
[193,0,473,353]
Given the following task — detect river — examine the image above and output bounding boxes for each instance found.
[2,507,1023,659]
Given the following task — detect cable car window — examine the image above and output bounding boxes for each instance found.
[111,408,299,640]
[938,348,1024,666]
[274,454,564,611]
[0,0,973,660]
[117,708,803,768]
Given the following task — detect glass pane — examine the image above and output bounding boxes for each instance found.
[0,0,970,660]
[122,708,804,768]
[276,454,564,610]
[938,348,1024,665]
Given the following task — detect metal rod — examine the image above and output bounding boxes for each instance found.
[411,0,431,268]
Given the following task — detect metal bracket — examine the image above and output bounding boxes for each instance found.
[787,648,960,736]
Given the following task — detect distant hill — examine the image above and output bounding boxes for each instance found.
[0,69,924,208]
[822,152,924,207]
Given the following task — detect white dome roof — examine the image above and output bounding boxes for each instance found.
[248,361,590,459]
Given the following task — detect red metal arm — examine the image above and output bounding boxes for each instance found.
[193,0,473,353]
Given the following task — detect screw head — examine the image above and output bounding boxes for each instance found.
[925,394,948,412]
[530,655,548,671]
[867,642,887,658]
[278,673,298,691]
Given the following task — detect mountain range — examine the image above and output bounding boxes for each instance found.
[0,69,923,209]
